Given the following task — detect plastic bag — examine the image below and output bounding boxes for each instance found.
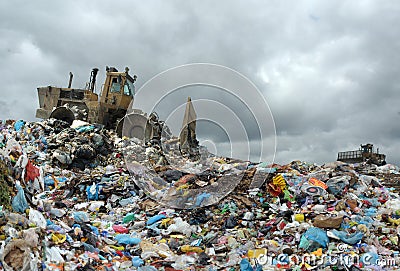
[73,211,90,223]
[14,120,25,132]
[170,255,196,270]
[12,183,28,213]
[364,207,377,217]
[299,227,329,251]
[329,229,364,245]
[23,228,39,247]
[52,150,72,165]
[326,176,350,196]
[225,252,241,266]
[162,217,192,237]
[132,256,144,267]
[1,239,31,271]
[24,160,40,182]
[361,252,380,266]
[7,212,29,227]
[86,183,99,201]
[119,196,137,206]
[50,208,66,217]
[89,225,99,235]
[5,138,22,155]
[239,258,254,271]
[114,234,141,245]
[138,266,158,271]
[76,125,95,133]
[15,154,28,168]
[195,192,211,207]
[146,214,166,226]
[88,201,104,212]
[112,224,129,234]
[123,213,136,223]
[140,240,159,260]
[28,208,47,229]
[45,246,65,263]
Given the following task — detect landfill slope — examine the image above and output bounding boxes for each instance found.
[1,119,400,270]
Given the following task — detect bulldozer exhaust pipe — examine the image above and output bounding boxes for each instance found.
[89,68,99,92]
[68,72,73,88]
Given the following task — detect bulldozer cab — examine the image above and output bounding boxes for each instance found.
[360,144,373,154]
[100,67,136,110]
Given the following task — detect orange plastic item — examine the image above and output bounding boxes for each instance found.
[308,178,328,189]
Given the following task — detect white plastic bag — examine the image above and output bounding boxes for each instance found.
[29,208,47,229]
[45,246,65,263]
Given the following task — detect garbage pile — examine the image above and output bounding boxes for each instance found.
[1,119,400,270]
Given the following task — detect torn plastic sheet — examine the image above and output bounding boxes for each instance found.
[125,146,249,209]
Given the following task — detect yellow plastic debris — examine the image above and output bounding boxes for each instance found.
[294,213,305,222]
[311,248,323,257]
[51,233,67,244]
[170,234,186,239]
[248,248,267,259]
[109,245,125,251]
[176,184,190,191]
[272,175,287,190]
[161,218,171,227]
[388,217,400,225]
[180,245,204,253]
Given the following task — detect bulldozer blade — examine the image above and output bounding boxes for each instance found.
[49,107,75,125]
[117,112,148,140]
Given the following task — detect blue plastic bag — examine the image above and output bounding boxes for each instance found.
[12,183,29,213]
[82,242,100,253]
[89,225,99,235]
[352,215,374,226]
[76,125,95,133]
[138,266,158,271]
[364,207,377,217]
[195,192,210,206]
[73,211,90,223]
[132,256,144,267]
[361,252,380,266]
[240,258,254,271]
[114,234,141,245]
[86,183,99,201]
[299,227,329,251]
[330,229,363,245]
[14,120,25,132]
[146,214,166,226]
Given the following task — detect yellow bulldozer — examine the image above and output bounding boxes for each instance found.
[35,66,153,138]
[36,66,200,152]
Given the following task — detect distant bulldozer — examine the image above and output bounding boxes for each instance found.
[337,143,386,165]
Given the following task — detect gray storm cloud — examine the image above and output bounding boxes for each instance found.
[0,0,399,165]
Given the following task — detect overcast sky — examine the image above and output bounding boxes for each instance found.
[1,0,400,165]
